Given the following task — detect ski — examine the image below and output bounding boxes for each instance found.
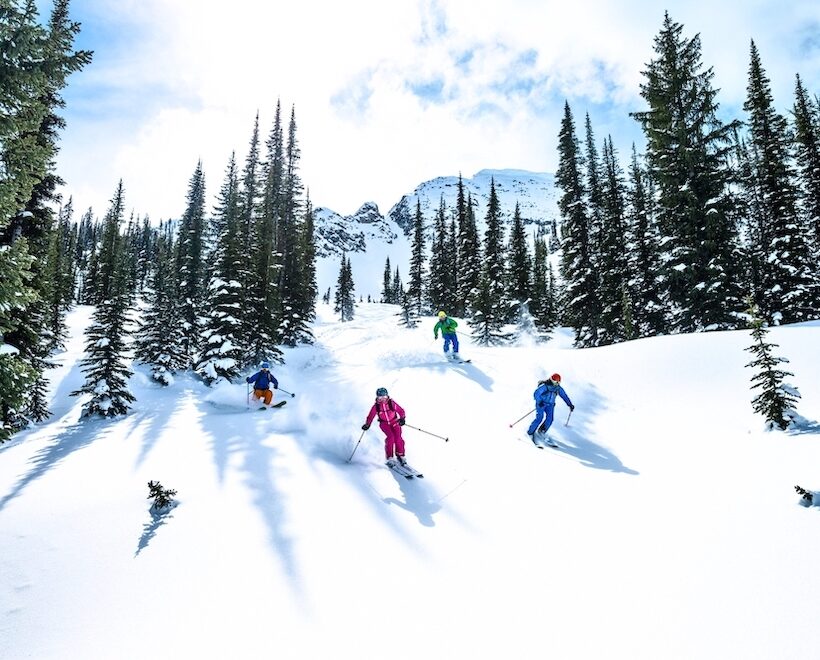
[446,356,471,364]
[386,460,424,479]
[257,400,287,411]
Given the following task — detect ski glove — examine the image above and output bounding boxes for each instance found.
[361,424,370,431]
[398,418,406,426]
[570,405,575,412]
[537,402,546,409]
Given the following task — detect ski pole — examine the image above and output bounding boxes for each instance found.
[278,387,296,398]
[565,409,573,426]
[347,429,367,462]
[405,423,448,442]
[509,408,535,428]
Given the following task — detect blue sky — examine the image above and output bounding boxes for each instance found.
[41,0,820,220]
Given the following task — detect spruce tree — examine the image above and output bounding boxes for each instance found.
[745,301,801,430]
[529,233,553,333]
[134,222,186,385]
[71,193,134,417]
[742,41,817,323]
[382,257,393,303]
[472,178,509,344]
[597,136,632,344]
[632,13,745,333]
[334,254,355,322]
[175,162,208,365]
[556,101,600,346]
[406,199,426,319]
[625,145,666,337]
[427,196,451,313]
[196,154,245,384]
[455,177,481,316]
[506,202,532,315]
[792,74,820,277]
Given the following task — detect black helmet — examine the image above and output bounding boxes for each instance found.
[376,387,388,397]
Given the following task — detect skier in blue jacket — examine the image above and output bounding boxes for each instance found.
[246,362,278,407]
[527,373,574,439]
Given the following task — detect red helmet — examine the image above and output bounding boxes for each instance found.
[550,373,561,383]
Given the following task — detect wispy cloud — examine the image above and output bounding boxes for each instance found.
[52,0,820,220]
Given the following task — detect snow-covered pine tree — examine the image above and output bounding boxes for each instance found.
[529,233,554,334]
[175,162,208,366]
[72,192,134,417]
[597,136,632,344]
[277,105,315,347]
[506,202,532,325]
[792,75,820,257]
[334,253,355,322]
[196,153,246,385]
[742,41,817,324]
[632,13,745,333]
[744,301,801,430]
[455,176,481,317]
[625,145,666,338]
[472,178,510,345]
[134,222,186,385]
[382,257,393,303]
[42,199,76,352]
[427,196,451,314]
[556,101,600,347]
[391,265,403,304]
[406,199,426,320]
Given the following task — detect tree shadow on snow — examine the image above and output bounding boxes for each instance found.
[0,414,140,513]
[411,361,494,392]
[135,502,178,556]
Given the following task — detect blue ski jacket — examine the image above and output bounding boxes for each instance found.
[247,370,278,390]
[533,381,572,409]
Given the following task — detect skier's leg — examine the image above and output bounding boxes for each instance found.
[543,405,555,432]
[381,423,396,459]
[452,333,460,354]
[394,427,406,458]
[262,390,273,405]
[526,408,545,435]
[443,335,452,354]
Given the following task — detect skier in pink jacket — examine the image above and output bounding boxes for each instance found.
[361,387,407,465]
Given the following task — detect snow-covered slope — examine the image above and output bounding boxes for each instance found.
[2,305,820,659]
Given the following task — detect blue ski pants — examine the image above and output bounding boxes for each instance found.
[527,404,555,435]
[442,333,459,354]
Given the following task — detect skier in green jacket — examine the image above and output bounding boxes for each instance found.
[433,311,460,360]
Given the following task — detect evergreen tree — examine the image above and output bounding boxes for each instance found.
[406,199,426,319]
[506,202,532,315]
[529,232,553,333]
[175,162,208,364]
[625,145,666,337]
[472,178,509,345]
[455,176,481,316]
[556,101,600,346]
[196,154,245,384]
[382,257,393,303]
[632,13,745,333]
[742,41,817,323]
[597,136,632,344]
[134,222,186,385]
[392,265,403,304]
[427,196,451,313]
[583,112,605,270]
[71,193,134,417]
[744,301,801,430]
[334,253,355,322]
[42,198,76,351]
[792,74,820,281]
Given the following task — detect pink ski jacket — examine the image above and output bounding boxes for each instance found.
[365,397,406,427]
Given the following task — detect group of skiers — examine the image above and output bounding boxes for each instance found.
[245,311,576,467]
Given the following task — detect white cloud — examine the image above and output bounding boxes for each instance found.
[54,0,820,221]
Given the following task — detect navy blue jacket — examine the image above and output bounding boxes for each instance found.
[247,370,278,390]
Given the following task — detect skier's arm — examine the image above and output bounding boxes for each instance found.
[271,374,279,389]
[559,387,574,409]
[364,405,377,426]
[246,371,259,384]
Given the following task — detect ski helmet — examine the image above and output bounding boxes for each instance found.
[438,311,447,318]
[376,387,388,397]
[261,361,271,370]
[550,373,561,383]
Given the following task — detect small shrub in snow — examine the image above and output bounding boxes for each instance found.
[147,481,177,511]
